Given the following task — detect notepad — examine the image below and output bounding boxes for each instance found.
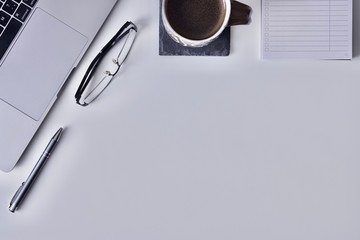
[261,0,352,59]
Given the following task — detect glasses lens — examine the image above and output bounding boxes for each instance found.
[82,74,114,105]
[116,28,136,67]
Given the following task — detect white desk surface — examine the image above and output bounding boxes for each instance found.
[2,1,360,239]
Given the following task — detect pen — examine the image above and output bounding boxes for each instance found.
[9,127,63,213]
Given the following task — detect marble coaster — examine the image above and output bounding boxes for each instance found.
[159,0,231,56]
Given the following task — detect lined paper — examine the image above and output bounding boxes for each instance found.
[262,0,352,59]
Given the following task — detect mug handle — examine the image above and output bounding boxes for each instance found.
[228,0,252,26]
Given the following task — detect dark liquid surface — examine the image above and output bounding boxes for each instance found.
[165,0,226,40]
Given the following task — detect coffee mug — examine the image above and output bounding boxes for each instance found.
[162,0,251,47]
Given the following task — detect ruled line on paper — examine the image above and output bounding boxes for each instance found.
[262,0,352,59]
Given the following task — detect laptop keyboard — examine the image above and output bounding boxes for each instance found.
[0,0,37,61]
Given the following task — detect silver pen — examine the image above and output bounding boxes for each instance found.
[9,127,63,213]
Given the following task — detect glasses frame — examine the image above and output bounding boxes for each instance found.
[75,21,137,106]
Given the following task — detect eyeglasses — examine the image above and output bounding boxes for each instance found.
[75,21,137,106]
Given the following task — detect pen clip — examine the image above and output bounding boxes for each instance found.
[10,182,25,205]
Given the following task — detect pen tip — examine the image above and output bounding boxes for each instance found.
[9,205,15,213]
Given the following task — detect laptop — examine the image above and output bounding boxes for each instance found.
[0,0,118,172]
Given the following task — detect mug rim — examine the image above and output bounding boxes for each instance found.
[162,0,231,47]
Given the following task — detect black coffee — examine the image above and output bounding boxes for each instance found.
[165,0,226,40]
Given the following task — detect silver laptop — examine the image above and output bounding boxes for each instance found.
[0,0,118,172]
